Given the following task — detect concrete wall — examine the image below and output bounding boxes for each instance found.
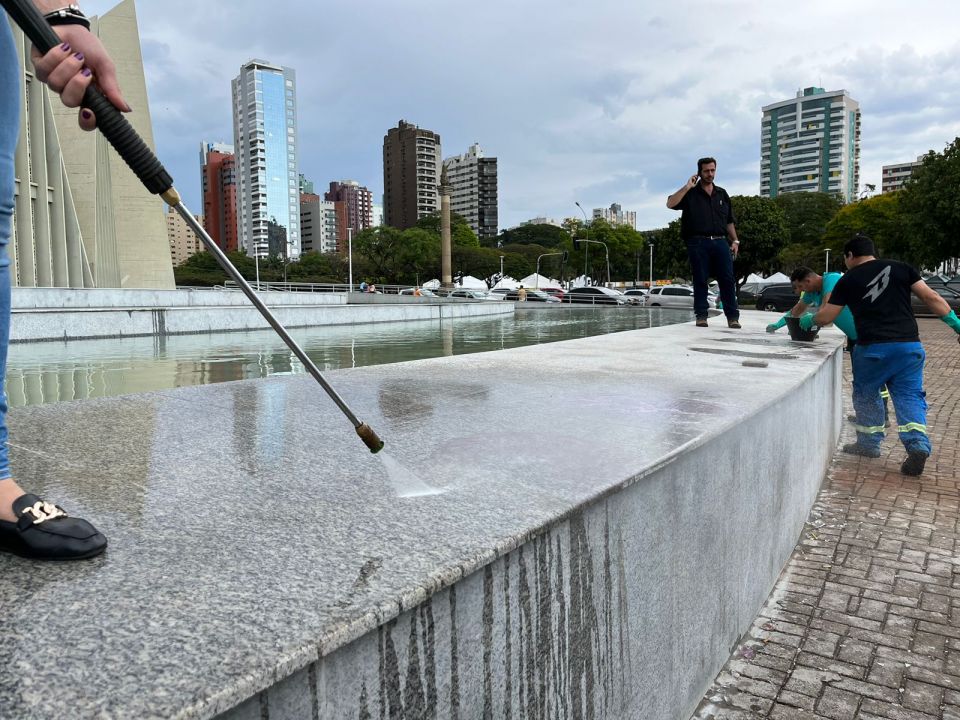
[10,288,512,342]
[218,348,842,720]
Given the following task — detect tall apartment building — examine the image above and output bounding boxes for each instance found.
[5,0,174,289]
[300,193,339,254]
[166,206,204,266]
[383,120,441,229]
[232,59,301,259]
[882,157,923,193]
[442,143,499,242]
[325,180,373,247]
[760,87,861,202]
[592,203,636,229]
[199,142,238,252]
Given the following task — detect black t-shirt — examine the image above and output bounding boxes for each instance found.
[828,259,921,344]
[672,184,735,239]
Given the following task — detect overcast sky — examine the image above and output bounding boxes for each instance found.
[84,0,960,232]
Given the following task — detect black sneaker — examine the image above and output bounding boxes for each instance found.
[900,451,928,477]
[0,494,107,560]
[842,443,881,458]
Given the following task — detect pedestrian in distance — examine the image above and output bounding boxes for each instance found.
[0,0,126,559]
[802,233,960,476]
[666,157,741,329]
[517,285,527,302]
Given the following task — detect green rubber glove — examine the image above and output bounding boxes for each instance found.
[941,310,960,334]
[766,314,788,333]
[799,312,817,331]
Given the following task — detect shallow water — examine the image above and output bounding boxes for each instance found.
[6,306,692,408]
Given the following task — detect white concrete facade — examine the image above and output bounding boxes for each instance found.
[882,157,923,193]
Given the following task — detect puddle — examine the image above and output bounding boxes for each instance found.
[690,347,799,360]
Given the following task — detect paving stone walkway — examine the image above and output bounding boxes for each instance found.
[694,319,960,720]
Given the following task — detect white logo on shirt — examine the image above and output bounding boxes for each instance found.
[863,265,891,303]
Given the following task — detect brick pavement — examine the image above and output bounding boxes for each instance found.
[693,319,960,720]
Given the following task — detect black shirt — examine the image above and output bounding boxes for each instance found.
[828,259,921,344]
[671,183,735,240]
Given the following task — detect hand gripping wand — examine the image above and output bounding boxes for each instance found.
[1,0,384,453]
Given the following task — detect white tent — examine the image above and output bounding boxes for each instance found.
[519,272,561,289]
[458,275,488,289]
[491,276,519,290]
[422,278,441,290]
[744,272,790,286]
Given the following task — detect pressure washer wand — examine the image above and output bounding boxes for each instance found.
[2,0,384,453]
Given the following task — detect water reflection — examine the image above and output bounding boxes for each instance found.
[6,307,692,408]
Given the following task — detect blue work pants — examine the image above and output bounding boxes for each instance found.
[852,342,930,455]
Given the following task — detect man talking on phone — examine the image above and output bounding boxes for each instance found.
[666,157,740,328]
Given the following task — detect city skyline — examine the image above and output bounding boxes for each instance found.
[82,1,960,234]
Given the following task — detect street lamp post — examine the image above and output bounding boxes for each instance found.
[649,242,654,289]
[825,248,830,273]
[575,202,589,283]
[499,254,504,280]
[348,227,354,292]
[536,252,564,288]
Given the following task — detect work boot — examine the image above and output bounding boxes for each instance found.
[842,443,880,459]
[900,450,928,477]
[695,317,709,328]
[727,318,742,329]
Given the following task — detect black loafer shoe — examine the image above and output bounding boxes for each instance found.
[0,494,107,560]
[842,443,881,459]
[901,451,928,477]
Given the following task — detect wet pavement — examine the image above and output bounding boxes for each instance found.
[693,319,960,719]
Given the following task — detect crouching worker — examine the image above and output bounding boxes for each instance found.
[802,234,960,476]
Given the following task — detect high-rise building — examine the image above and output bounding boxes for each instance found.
[382,120,441,229]
[592,203,636,229]
[760,87,861,203]
[166,206,204,266]
[372,204,384,227]
[882,157,923,193]
[325,180,373,248]
[300,193,339,254]
[232,59,301,259]
[5,0,174,289]
[200,142,238,252]
[442,143,498,242]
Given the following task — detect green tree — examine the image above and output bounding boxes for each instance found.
[730,195,790,283]
[823,193,909,264]
[898,138,960,269]
[496,223,570,249]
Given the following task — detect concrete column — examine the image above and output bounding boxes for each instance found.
[440,167,452,290]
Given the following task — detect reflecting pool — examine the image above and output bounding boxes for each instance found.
[6,306,692,407]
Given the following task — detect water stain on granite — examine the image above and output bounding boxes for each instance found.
[690,347,799,360]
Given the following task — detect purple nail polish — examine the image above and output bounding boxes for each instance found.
[81,109,93,120]
[81,68,92,77]
[60,42,70,52]
[74,52,85,61]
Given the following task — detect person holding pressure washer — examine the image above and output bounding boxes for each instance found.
[0,2,129,559]
[802,233,960,477]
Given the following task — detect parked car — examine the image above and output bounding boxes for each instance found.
[504,289,560,302]
[912,286,960,317]
[399,287,436,296]
[449,288,494,300]
[642,284,715,309]
[538,287,565,301]
[562,286,627,305]
[755,283,799,312]
[489,288,512,300]
[610,289,642,305]
[623,288,648,299]
[736,282,764,306]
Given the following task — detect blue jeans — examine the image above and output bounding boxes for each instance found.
[685,236,738,319]
[852,342,930,455]
[1,19,19,480]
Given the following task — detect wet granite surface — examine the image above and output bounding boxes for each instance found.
[0,313,842,719]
